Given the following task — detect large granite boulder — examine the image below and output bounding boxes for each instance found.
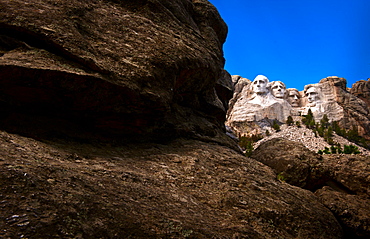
[315,188,370,238]
[252,138,370,238]
[250,138,331,191]
[0,130,343,238]
[0,0,232,145]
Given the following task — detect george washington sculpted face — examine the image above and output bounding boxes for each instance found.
[251,75,269,94]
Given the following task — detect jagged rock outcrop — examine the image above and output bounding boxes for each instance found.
[252,138,370,238]
[351,78,370,105]
[0,0,233,146]
[322,77,370,139]
[227,75,370,140]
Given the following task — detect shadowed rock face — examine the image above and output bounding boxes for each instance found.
[252,137,370,238]
[0,0,232,145]
[0,130,344,238]
[351,79,370,105]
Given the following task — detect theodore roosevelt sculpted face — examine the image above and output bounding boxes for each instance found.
[287,89,301,107]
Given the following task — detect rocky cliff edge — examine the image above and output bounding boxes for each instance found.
[0,0,233,146]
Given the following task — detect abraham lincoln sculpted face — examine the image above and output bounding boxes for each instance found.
[305,86,320,106]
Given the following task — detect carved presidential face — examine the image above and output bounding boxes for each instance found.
[305,86,319,103]
[287,89,300,107]
[252,75,268,94]
[271,81,286,98]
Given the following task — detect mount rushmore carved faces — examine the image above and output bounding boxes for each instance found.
[287,88,301,107]
[227,76,354,138]
[270,81,286,99]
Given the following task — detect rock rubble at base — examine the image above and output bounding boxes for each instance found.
[253,125,370,156]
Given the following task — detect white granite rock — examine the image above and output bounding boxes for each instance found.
[227,75,369,139]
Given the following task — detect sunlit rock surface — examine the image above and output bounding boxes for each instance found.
[227,75,370,139]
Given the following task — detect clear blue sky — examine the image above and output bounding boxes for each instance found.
[208,0,370,90]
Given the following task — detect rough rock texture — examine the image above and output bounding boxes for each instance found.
[228,75,251,111]
[320,77,370,140]
[315,188,370,239]
[251,138,370,238]
[0,130,343,238]
[315,152,370,239]
[0,1,367,238]
[351,78,370,106]
[251,138,331,191]
[0,0,233,146]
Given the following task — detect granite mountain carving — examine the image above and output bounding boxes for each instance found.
[227,75,370,140]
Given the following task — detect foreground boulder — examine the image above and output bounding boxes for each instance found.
[315,188,370,239]
[252,138,370,238]
[0,131,343,238]
[0,0,233,146]
[251,137,330,191]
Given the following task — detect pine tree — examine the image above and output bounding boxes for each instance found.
[330,145,337,154]
[302,109,315,129]
[286,116,294,126]
[332,121,344,136]
[320,114,330,129]
[272,120,281,132]
[347,125,359,142]
[245,141,254,157]
[323,147,331,154]
[324,126,334,144]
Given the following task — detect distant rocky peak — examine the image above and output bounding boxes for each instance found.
[351,78,370,105]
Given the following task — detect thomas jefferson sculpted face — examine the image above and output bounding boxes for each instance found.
[270,81,286,99]
[252,75,269,94]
